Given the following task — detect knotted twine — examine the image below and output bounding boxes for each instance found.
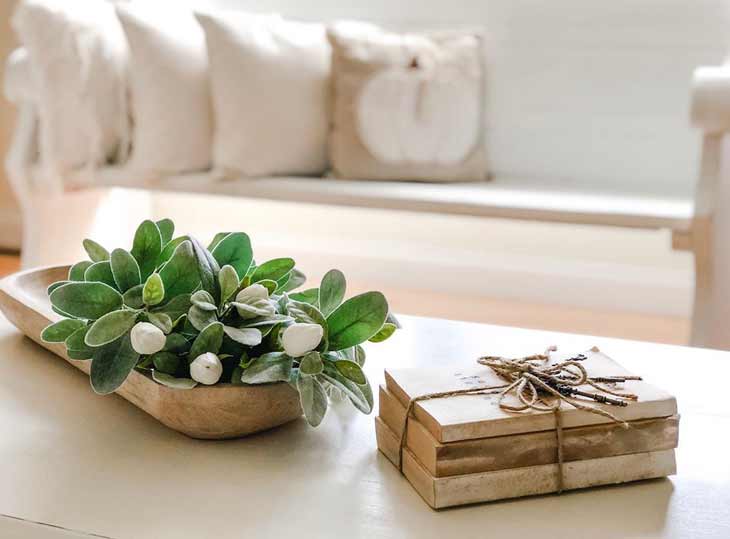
[397,346,642,493]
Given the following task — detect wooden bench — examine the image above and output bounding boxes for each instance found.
[4,1,723,348]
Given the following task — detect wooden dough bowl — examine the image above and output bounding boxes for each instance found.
[0,266,303,439]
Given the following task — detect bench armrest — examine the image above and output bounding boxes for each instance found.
[691,66,730,134]
[4,47,35,104]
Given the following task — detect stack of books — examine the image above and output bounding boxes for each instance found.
[375,348,679,508]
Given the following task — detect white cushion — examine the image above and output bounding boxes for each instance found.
[116,3,211,174]
[11,0,129,174]
[196,11,331,177]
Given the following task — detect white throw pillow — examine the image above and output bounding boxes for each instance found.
[116,3,212,174]
[12,0,129,175]
[196,11,331,177]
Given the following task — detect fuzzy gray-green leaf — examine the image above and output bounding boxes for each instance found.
[189,322,224,360]
[152,371,197,389]
[223,326,262,346]
[251,258,295,283]
[297,374,328,427]
[50,282,123,320]
[82,239,109,262]
[319,269,346,317]
[156,218,175,245]
[84,261,116,288]
[90,335,139,394]
[131,220,163,281]
[85,309,138,347]
[68,261,93,281]
[368,322,397,343]
[218,265,239,305]
[142,273,164,306]
[159,240,200,301]
[299,351,323,375]
[240,352,293,384]
[110,248,141,292]
[326,292,388,351]
[211,232,253,279]
[41,319,86,343]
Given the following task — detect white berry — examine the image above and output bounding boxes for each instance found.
[190,352,223,385]
[130,322,166,355]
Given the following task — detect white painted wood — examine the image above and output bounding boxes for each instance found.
[0,313,728,536]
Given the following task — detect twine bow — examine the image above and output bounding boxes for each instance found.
[398,346,642,493]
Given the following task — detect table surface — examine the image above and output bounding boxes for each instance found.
[0,313,728,539]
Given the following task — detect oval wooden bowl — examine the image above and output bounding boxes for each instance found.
[0,266,303,439]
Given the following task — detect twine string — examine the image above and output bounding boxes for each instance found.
[397,346,642,493]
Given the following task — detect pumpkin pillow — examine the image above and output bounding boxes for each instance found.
[327,22,488,182]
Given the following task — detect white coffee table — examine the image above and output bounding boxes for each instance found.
[0,313,728,538]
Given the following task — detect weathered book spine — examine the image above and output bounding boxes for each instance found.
[375,417,677,509]
[379,385,679,477]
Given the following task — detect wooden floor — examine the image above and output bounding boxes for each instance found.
[0,254,688,345]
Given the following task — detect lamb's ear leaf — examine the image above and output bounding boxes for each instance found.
[211,232,253,280]
[158,241,200,301]
[319,361,373,414]
[190,237,220,301]
[333,359,367,385]
[297,374,328,427]
[82,239,109,263]
[251,258,295,283]
[110,249,141,292]
[188,322,224,360]
[41,319,86,343]
[157,236,189,267]
[65,326,94,360]
[152,293,192,321]
[240,352,292,384]
[90,335,139,395]
[68,261,93,281]
[289,288,319,306]
[207,232,231,251]
[48,281,71,295]
[222,326,262,347]
[50,282,123,320]
[277,268,306,294]
[299,351,324,376]
[155,218,175,245]
[162,333,190,353]
[131,220,163,281]
[85,309,138,347]
[147,312,173,334]
[84,261,116,289]
[218,265,239,306]
[188,304,218,332]
[326,292,388,351]
[150,351,179,375]
[142,273,164,306]
[123,284,144,309]
[318,269,346,317]
[368,322,397,343]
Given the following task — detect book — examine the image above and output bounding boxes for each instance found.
[379,385,680,477]
[385,348,677,442]
[375,417,676,509]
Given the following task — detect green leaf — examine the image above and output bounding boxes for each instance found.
[319,362,373,414]
[163,333,189,353]
[230,300,275,319]
[333,359,366,385]
[207,232,230,251]
[151,351,179,375]
[230,366,244,385]
[68,261,93,281]
[386,312,402,329]
[131,220,163,281]
[189,322,223,360]
[239,314,294,329]
[218,265,239,305]
[369,322,397,343]
[147,312,173,334]
[191,290,217,311]
[85,309,138,347]
[223,326,262,346]
[84,261,116,288]
[159,240,200,301]
[276,268,306,294]
[152,371,197,389]
[47,281,71,295]
[299,351,323,375]
[156,218,175,245]
[342,345,366,367]
[326,292,388,351]
[289,288,319,306]
[190,237,220,300]
[110,248,141,292]
[41,319,86,343]
[287,299,328,350]
[65,326,93,359]
[211,232,253,279]
[319,269,346,317]
[158,236,189,267]
[152,294,192,321]
[254,279,277,295]
[188,304,218,332]
[90,335,139,394]
[297,374,328,427]
[50,282,123,320]
[240,352,293,384]
[123,284,144,309]
[142,273,164,306]
[82,239,109,262]
[251,258,295,283]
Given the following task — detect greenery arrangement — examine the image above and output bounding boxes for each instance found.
[41,219,398,427]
